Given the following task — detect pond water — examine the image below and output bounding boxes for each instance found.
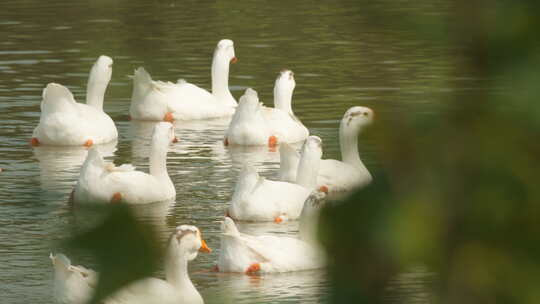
[0,0,458,303]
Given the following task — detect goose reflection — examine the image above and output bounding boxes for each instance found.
[233,220,300,237]
[129,119,230,160]
[71,199,175,244]
[212,142,303,172]
[129,121,176,160]
[33,141,117,191]
[209,269,327,302]
[130,199,176,237]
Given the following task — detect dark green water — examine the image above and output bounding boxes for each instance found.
[0,0,457,303]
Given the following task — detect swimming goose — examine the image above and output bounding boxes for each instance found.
[51,226,211,304]
[50,253,98,304]
[261,69,309,143]
[227,136,322,222]
[31,56,118,146]
[217,216,325,274]
[129,39,237,121]
[224,88,277,148]
[73,122,177,204]
[279,106,373,196]
[104,225,210,304]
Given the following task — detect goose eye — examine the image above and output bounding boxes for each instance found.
[363,112,368,116]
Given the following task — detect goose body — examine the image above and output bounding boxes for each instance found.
[217,217,324,274]
[227,136,322,222]
[104,278,185,304]
[32,56,117,146]
[73,122,177,204]
[51,226,211,304]
[261,70,309,144]
[317,158,370,194]
[130,39,237,121]
[224,71,308,147]
[224,88,276,147]
[280,106,373,196]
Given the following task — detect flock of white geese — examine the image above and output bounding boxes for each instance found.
[38,39,374,304]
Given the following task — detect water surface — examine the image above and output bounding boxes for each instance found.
[0,1,457,303]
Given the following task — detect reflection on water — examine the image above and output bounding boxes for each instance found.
[384,266,436,304]
[33,141,117,191]
[225,145,281,170]
[233,220,301,237]
[128,200,176,239]
[0,0,454,302]
[197,270,329,304]
[129,120,161,159]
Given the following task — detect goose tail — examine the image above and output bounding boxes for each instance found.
[131,67,154,102]
[41,83,76,114]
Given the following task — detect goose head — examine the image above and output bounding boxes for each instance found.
[214,39,237,64]
[50,253,74,280]
[86,55,113,109]
[275,70,296,94]
[302,135,323,159]
[89,55,113,84]
[151,122,178,146]
[341,106,374,133]
[274,70,296,113]
[50,253,71,270]
[167,225,211,262]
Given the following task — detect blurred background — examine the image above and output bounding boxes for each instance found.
[1,0,538,303]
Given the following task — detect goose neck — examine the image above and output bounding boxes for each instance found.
[339,122,363,168]
[296,149,320,189]
[85,69,109,111]
[211,55,233,101]
[274,86,293,115]
[165,250,195,291]
[149,140,170,180]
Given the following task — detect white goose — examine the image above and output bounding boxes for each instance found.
[217,216,325,274]
[50,253,98,304]
[261,69,309,143]
[51,226,211,304]
[129,39,237,121]
[32,56,118,147]
[227,136,322,222]
[224,88,277,147]
[73,122,177,204]
[280,106,373,197]
[105,225,210,304]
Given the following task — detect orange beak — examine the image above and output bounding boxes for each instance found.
[199,239,212,253]
[230,57,238,64]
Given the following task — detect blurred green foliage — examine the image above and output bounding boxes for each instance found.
[66,205,163,304]
[320,1,540,303]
